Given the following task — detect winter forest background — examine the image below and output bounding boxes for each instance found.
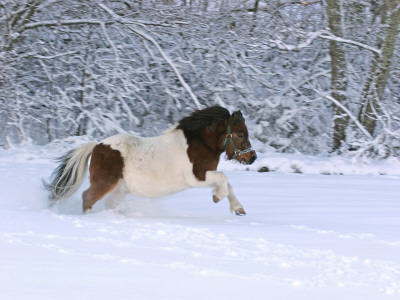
[1,0,400,158]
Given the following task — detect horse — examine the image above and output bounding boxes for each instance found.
[44,106,257,215]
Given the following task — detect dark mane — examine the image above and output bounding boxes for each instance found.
[177,106,230,131]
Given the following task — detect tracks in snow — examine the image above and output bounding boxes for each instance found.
[1,211,400,296]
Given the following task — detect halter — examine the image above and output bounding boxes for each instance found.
[222,122,254,159]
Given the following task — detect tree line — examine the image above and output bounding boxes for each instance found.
[1,0,399,157]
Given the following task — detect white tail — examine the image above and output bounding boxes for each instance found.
[44,142,97,200]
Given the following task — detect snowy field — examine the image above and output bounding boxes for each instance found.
[1,141,400,300]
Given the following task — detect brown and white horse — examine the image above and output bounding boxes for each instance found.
[44,106,257,215]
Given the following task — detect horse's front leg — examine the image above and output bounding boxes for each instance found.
[227,183,246,216]
[205,171,246,216]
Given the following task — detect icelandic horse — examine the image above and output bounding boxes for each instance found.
[44,106,257,215]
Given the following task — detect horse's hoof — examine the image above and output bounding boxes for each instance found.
[83,208,92,214]
[213,195,220,203]
[234,208,246,216]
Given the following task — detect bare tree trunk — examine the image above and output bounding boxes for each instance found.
[358,1,400,136]
[253,0,260,13]
[326,0,349,151]
[203,0,209,12]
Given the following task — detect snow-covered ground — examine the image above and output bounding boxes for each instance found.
[1,141,400,300]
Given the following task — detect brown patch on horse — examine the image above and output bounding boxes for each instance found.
[185,135,222,181]
[177,106,230,181]
[82,143,124,212]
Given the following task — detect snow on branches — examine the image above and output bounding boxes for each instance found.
[1,0,399,157]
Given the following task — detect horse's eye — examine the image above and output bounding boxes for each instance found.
[237,133,244,139]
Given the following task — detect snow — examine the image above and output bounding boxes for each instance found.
[1,142,400,300]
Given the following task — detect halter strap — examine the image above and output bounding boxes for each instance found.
[222,122,254,159]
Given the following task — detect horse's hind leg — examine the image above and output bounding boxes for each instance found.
[105,182,126,209]
[82,144,124,213]
[83,181,119,213]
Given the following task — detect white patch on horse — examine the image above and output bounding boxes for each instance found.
[102,130,195,198]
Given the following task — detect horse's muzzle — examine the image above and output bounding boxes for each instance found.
[248,153,257,165]
[240,152,256,165]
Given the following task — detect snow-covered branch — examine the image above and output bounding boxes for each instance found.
[97,3,201,109]
[23,19,112,30]
[265,30,382,56]
[318,31,382,56]
[313,89,372,139]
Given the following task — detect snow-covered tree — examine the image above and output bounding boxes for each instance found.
[1,0,399,157]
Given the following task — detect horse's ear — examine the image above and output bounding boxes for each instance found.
[231,110,244,124]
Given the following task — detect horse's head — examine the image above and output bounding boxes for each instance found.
[223,111,257,165]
